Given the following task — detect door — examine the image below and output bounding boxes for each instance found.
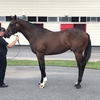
[74,24,86,32]
[61,24,74,30]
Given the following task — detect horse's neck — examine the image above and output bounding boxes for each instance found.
[18,19,51,42]
[18,19,33,41]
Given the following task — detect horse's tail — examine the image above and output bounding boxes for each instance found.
[83,33,91,64]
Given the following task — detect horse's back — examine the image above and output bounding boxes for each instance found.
[62,28,88,52]
[43,28,88,53]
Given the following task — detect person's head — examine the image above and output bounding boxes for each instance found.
[0,27,5,37]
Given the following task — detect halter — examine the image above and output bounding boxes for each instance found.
[9,19,19,35]
[7,19,20,59]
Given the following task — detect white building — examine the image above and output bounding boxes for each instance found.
[0,0,100,46]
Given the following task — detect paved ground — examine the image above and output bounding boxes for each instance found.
[0,66,100,100]
[0,46,100,100]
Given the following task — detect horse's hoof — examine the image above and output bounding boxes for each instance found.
[39,84,45,88]
[38,83,45,88]
[75,83,81,89]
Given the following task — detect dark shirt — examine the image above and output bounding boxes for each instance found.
[0,37,8,57]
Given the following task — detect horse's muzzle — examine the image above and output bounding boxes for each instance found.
[4,34,10,38]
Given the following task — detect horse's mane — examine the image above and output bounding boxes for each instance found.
[32,23,51,31]
[18,18,51,32]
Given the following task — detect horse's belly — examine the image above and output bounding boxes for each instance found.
[45,46,69,55]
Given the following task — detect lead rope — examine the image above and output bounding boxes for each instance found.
[7,35,20,60]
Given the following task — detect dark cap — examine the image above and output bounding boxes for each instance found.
[0,27,5,32]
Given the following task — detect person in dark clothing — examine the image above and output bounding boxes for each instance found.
[0,27,19,88]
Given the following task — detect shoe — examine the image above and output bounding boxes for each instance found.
[0,83,8,88]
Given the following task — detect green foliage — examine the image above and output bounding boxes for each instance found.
[45,60,77,67]
[7,60,100,70]
[86,61,100,70]
[7,60,38,66]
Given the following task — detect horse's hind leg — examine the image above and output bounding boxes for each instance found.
[36,52,47,88]
[74,52,86,89]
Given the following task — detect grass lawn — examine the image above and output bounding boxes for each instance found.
[7,60,100,70]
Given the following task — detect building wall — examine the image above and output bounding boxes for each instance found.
[87,23,100,46]
[1,0,100,16]
[0,0,100,46]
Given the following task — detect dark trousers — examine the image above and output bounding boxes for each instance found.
[0,56,7,85]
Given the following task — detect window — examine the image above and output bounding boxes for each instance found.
[34,23,43,27]
[0,16,5,21]
[1,16,100,23]
[28,16,36,22]
[71,17,79,22]
[6,16,11,21]
[91,17,97,22]
[59,17,68,22]
[22,15,27,21]
[48,17,57,22]
[86,17,90,22]
[68,17,72,22]
[59,17,71,22]
[97,17,100,22]
[80,17,86,22]
[38,17,47,22]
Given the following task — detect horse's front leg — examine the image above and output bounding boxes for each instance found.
[36,53,47,88]
[38,63,47,88]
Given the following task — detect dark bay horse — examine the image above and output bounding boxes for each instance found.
[4,15,91,89]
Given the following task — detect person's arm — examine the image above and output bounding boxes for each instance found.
[7,36,19,48]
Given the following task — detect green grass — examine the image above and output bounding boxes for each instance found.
[7,60,100,70]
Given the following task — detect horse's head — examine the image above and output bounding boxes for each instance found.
[4,15,19,38]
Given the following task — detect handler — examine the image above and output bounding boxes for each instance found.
[0,27,19,88]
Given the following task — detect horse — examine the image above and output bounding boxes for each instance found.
[4,15,91,89]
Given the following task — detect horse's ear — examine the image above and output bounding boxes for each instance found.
[14,15,17,20]
[10,15,17,20]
